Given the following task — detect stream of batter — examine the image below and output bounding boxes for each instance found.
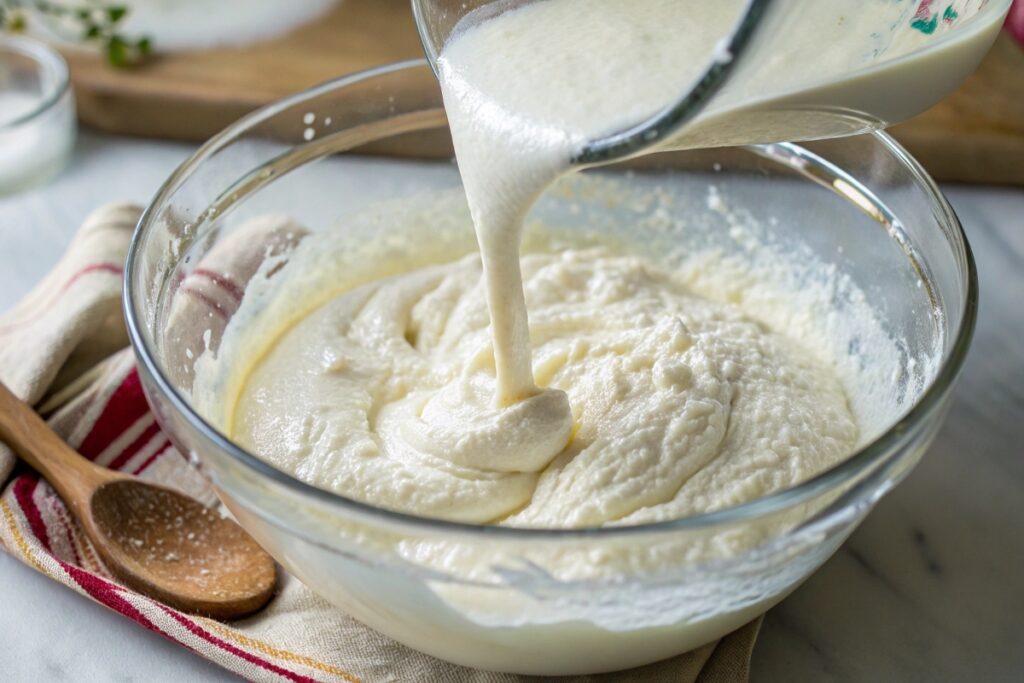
[230,248,858,526]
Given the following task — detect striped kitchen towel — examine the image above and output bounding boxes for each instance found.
[0,203,761,682]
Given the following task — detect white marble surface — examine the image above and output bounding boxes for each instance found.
[0,131,1022,682]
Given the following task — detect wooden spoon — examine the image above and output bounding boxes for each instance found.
[0,381,276,619]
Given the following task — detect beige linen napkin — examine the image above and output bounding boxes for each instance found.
[0,203,762,682]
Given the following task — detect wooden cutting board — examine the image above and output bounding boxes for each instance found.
[62,0,1024,185]
[889,32,1024,186]
[63,0,423,142]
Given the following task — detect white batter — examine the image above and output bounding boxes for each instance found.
[232,250,856,526]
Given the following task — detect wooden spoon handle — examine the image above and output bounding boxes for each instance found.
[0,381,112,511]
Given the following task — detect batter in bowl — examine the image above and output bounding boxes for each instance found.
[229,247,857,526]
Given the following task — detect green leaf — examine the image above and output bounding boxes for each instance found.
[107,5,127,23]
[84,24,100,39]
[106,35,128,66]
[136,36,151,54]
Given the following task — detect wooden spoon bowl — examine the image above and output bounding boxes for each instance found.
[0,381,276,619]
[89,479,276,618]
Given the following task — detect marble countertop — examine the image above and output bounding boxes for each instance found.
[0,131,1021,682]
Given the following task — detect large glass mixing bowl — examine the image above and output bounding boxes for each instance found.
[124,61,976,675]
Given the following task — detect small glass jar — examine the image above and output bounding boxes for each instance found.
[0,34,76,196]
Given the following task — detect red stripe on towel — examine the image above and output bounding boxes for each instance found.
[158,605,319,683]
[61,561,166,636]
[132,441,174,476]
[77,371,149,460]
[12,477,51,552]
[192,268,244,304]
[106,422,162,472]
[0,263,122,336]
[180,285,230,322]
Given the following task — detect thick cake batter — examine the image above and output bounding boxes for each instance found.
[228,249,856,526]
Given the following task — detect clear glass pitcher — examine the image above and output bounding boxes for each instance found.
[412,0,1012,164]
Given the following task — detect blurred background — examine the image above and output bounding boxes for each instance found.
[1,0,1022,189]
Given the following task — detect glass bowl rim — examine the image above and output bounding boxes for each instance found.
[124,59,978,541]
[0,33,71,132]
